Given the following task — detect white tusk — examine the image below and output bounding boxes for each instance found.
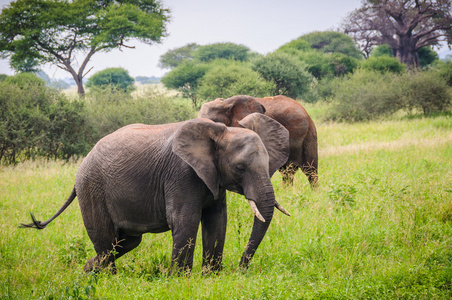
[248,200,266,223]
[275,201,291,217]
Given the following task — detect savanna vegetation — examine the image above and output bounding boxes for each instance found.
[1,0,452,298]
[1,107,451,298]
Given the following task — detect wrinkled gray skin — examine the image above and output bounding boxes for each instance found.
[21,113,290,273]
[199,95,318,187]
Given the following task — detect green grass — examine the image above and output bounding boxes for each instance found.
[1,114,452,299]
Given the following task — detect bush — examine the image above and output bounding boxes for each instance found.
[197,61,275,101]
[0,74,89,164]
[400,71,451,115]
[360,56,406,74]
[432,60,452,86]
[327,69,452,121]
[326,69,403,121]
[84,86,196,143]
[86,67,135,92]
[252,52,313,99]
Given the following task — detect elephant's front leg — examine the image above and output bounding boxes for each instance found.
[170,213,201,274]
[201,198,227,273]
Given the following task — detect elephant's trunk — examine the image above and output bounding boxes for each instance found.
[240,178,276,269]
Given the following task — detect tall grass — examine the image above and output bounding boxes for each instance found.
[1,114,451,299]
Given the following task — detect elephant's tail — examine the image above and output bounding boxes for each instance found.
[20,187,77,230]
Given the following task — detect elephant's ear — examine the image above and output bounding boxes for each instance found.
[172,119,227,199]
[238,113,289,177]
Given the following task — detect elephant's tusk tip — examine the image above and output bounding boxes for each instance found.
[275,201,291,217]
[248,200,266,222]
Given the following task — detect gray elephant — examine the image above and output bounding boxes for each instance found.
[199,95,318,187]
[21,113,290,273]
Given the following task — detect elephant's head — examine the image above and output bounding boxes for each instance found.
[198,95,266,127]
[172,113,290,267]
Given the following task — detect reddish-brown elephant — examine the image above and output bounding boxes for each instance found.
[199,95,318,187]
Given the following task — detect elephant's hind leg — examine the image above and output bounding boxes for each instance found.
[301,134,318,188]
[84,232,142,273]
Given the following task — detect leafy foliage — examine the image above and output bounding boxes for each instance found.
[327,69,403,121]
[161,61,211,106]
[0,73,89,164]
[280,31,363,59]
[327,69,452,121]
[252,52,313,99]
[84,86,196,144]
[193,42,253,62]
[158,43,199,69]
[360,56,406,74]
[86,68,136,93]
[401,71,452,115]
[277,32,361,81]
[0,0,170,95]
[197,61,275,101]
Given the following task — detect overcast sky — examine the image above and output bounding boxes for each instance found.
[0,0,451,80]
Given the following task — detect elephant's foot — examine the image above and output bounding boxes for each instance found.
[84,255,116,274]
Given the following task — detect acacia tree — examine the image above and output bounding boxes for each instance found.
[158,43,199,69]
[342,0,452,67]
[0,0,170,95]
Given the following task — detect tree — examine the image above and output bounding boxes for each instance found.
[197,61,275,102]
[86,68,135,92]
[161,60,211,106]
[280,31,363,59]
[342,0,452,67]
[158,43,199,69]
[252,52,313,99]
[0,0,170,96]
[193,42,253,62]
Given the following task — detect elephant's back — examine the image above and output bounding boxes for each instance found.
[258,96,315,140]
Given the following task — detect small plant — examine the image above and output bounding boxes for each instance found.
[327,183,357,209]
[64,273,98,300]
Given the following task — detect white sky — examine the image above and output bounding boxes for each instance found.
[0,0,451,80]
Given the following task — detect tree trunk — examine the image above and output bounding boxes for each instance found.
[397,48,420,68]
[395,35,420,68]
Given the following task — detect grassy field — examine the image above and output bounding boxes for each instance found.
[1,112,451,299]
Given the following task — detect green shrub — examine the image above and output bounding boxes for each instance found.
[252,52,313,99]
[360,56,406,74]
[433,59,452,86]
[327,69,451,121]
[84,87,196,143]
[400,71,451,115]
[86,67,135,92]
[0,74,89,164]
[327,69,403,121]
[197,61,275,101]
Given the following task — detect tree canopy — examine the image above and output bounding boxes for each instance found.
[86,67,135,92]
[342,0,452,67]
[193,42,253,62]
[0,0,170,95]
[279,31,363,60]
[158,43,199,69]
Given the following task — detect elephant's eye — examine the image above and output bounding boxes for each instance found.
[236,164,246,173]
